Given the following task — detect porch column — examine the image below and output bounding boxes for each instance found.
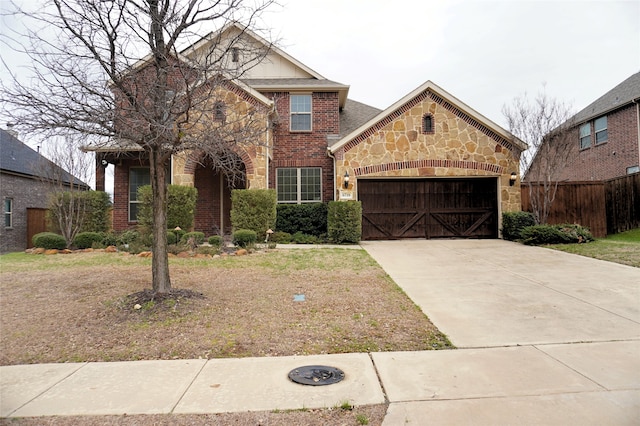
[95,154,106,192]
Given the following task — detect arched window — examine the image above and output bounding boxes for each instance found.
[422,114,434,133]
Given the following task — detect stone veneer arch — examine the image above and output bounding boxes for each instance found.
[182,148,254,176]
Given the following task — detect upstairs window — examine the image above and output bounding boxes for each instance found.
[4,198,12,228]
[579,123,591,149]
[290,94,312,131]
[422,114,434,133]
[129,167,150,222]
[595,116,608,144]
[276,167,321,203]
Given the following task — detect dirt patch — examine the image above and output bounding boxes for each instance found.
[0,404,387,425]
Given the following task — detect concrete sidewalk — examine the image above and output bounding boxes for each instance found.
[2,240,639,424]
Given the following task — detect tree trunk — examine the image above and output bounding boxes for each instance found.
[149,146,171,294]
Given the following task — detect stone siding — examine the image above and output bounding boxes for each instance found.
[336,89,522,214]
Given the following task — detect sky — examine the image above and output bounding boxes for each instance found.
[263,0,640,126]
[1,0,639,189]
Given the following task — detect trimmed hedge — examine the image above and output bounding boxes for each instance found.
[32,232,67,250]
[233,229,257,247]
[181,231,205,245]
[73,232,104,249]
[230,189,276,238]
[327,201,362,244]
[276,203,328,237]
[520,224,594,245]
[502,211,536,241]
[137,185,198,232]
[80,191,112,233]
[208,235,223,247]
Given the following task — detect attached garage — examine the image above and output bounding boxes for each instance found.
[359,178,498,240]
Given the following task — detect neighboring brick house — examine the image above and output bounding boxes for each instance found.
[96,24,525,239]
[528,72,640,182]
[0,129,90,253]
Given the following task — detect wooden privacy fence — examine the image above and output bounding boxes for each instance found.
[521,173,640,238]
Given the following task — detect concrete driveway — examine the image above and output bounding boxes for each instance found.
[361,239,640,348]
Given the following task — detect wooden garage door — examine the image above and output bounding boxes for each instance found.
[359,178,498,240]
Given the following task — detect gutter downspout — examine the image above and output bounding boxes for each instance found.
[327,148,337,201]
[635,99,640,170]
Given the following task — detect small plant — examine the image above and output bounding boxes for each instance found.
[32,232,67,250]
[73,232,104,249]
[118,230,139,245]
[233,229,257,248]
[208,235,223,247]
[356,414,369,425]
[339,401,353,411]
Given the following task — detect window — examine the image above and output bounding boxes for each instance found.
[214,101,226,122]
[579,123,591,149]
[422,114,434,133]
[276,168,321,203]
[4,198,12,228]
[595,116,608,144]
[231,47,240,63]
[627,165,640,174]
[129,167,150,222]
[290,94,312,131]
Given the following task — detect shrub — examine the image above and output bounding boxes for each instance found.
[80,191,112,233]
[181,231,205,245]
[233,229,257,248]
[327,201,362,244]
[32,232,67,250]
[101,231,119,247]
[137,185,198,233]
[208,235,223,247]
[117,230,139,245]
[502,211,536,241]
[276,203,328,237]
[292,232,319,244]
[520,224,594,245]
[230,189,276,238]
[73,232,104,249]
[167,231,177,245]
[270,231,291,244]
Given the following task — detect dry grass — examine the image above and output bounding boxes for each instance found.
[0,248,451,365]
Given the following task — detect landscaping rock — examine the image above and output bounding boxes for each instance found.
[236,249,248,256]
[32,248,46,255]
[137,251,152,258]
[105,245,117,253]
[44,249,59,255]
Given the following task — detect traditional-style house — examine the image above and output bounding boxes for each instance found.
[528,72,640,182]
[95,24,525,240]
[0,129,90,253]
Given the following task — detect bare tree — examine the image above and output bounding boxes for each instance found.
[502,89,574,224]
[37,136,93,247]
[1,0,277,293]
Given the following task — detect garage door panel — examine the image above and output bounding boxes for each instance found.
[359,178,498,240]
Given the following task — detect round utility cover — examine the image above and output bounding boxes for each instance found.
[288,365,345,386]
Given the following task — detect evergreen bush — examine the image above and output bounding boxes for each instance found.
[276,203,328,237]
[327,201,362,244]
[520,224,593,245]
[208,235,223,247]
[230,189,276,237]
[502,211,536,241]
[137,185,198,233]
[73,232,104,249]
[32,232,67,250]
[233,229,257,247]
[181,231,205,245]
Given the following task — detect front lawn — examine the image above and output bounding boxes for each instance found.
[547,228,640,267]
[0,248,452,366]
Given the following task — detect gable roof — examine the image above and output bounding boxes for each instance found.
[330,80,526,153]
[0,129,89,188]
[572,72,640,125]
[339,99,383,140]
